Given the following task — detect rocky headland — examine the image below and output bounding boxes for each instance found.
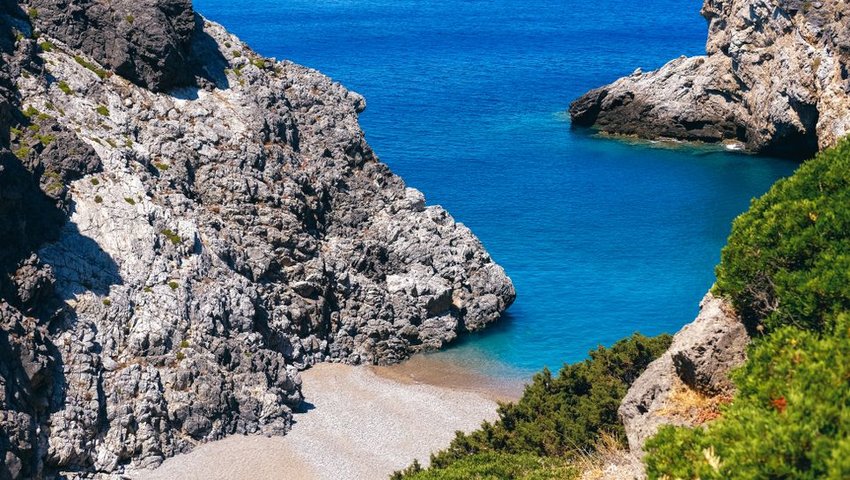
[0,1,514,478]
[570,0,850,158]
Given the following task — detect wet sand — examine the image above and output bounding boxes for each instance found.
[132,360,523,480]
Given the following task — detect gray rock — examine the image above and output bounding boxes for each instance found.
[670,297,748,395]
[0,4,515,478]
[619,293,747,455]
[570,0,850,157]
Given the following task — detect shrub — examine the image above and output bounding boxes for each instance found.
[161,229,182,245]
[74,56,108,79]
[96,105,110,116]
[38,41,53,52]
[394,453,577,480]
[102,298,112,306]
[124,197,136,205]
[13,146,31,159]
[168,281,179,291]
[22,105,40,118]
[90,177,100,186]
[57,81,73,95]
[645,316,850,479]
[715,137,850,333]
[94,195,103,204]
[397,333,671,478]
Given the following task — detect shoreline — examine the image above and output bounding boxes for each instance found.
[132,360,521,480]
[370,352,526,403]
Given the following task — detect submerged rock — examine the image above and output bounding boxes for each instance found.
[570,0,850,157]
[0,2,515,477]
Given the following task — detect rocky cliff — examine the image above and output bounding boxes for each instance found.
[570,0,850,158]
[0,2,515,478]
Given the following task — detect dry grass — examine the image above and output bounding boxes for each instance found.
[576,432,643,480]
[657,379,733,425]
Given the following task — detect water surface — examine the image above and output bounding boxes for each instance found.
[194,0,797,378]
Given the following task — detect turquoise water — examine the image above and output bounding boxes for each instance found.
[194,0,797,378]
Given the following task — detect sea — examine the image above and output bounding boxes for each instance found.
[193,0,798,380]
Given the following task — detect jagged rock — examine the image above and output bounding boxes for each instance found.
[26,0,197,92]
[570,0,850,157]
[619,293,747,455]
[0,1,515,477]
[669,297,748,395]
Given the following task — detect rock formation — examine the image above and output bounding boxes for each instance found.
[0,1,515,477]
[619,293,748,456]
[570,0,850,158]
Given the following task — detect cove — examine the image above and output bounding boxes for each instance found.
[194,0,798,379]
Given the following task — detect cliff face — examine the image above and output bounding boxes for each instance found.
[0,2,515,478]
[570,0,850,158]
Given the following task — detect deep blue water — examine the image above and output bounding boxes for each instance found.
[195,0,797,378]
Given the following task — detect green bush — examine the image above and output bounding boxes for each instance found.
[645,316,850,479]
[393,453,576,480]
[96,105,110,116]
[161,229,182,245]
[74,56,108,79]
[22,105,40,118]
[397,333,671,478]
[715,137,850,333]
[57,81,73,95]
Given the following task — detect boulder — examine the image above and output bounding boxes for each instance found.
[619,293,748,455]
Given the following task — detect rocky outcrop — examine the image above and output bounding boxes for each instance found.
[570,0,850,158]
[27,0,197,92]
[0,1,514,477]
[619,293,747,456]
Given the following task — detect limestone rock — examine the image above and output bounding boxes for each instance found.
[570,0,850,157]
[619,293,747,455]
[0,2,515,477]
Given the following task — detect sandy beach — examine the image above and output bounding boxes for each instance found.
[132,359,523,480]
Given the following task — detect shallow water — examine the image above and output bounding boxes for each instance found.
[194,0,798,379]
